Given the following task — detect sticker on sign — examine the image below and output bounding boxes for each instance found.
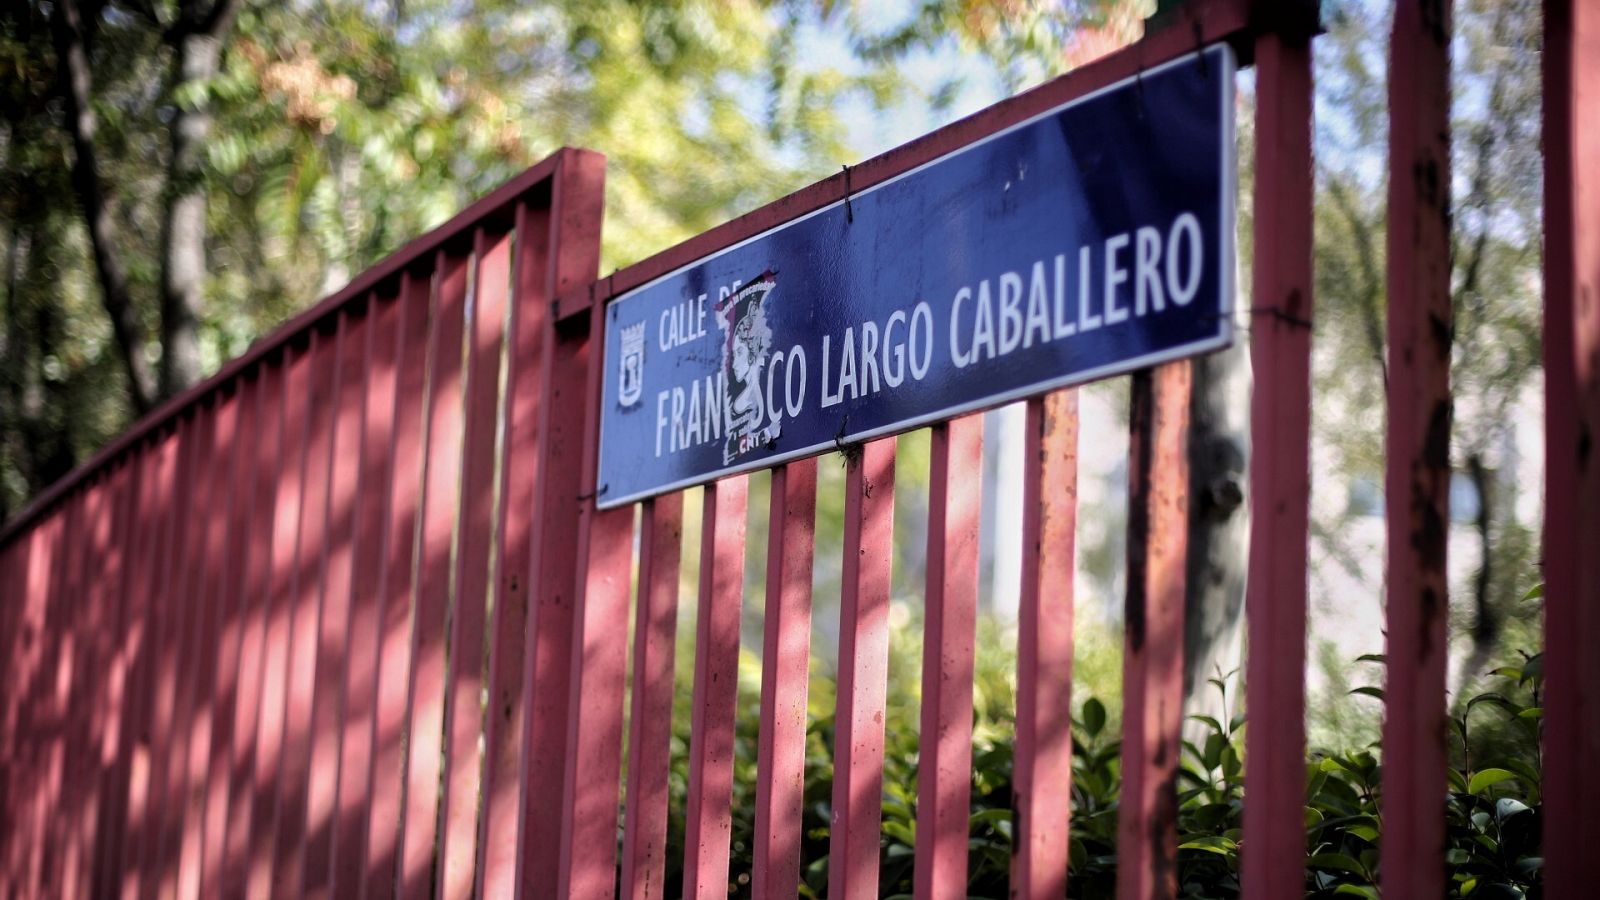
[597,44,1237,509]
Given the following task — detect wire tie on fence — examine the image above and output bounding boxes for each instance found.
[832,414,852,454]
[841,164,854,224]
[1253,306,1314,331]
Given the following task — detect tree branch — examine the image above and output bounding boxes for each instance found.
[1327,176,1388,390]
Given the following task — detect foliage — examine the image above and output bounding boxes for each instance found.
[638,636,1544,899]
[1308,0,1545,700]
[0,0,963,515]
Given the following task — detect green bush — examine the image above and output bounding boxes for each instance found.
[639,644,1543,899]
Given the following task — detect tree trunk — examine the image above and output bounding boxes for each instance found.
[159,0,243,399]
[159,31,219,397]
[50,0,158,413]
[1182,330,1251,733]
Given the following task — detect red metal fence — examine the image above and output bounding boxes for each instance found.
[1,2,1595,898]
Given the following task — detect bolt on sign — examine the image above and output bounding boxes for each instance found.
[598,44,1237,508]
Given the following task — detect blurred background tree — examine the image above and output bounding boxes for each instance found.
[0,0,1549,748]
[2,0,1073,514]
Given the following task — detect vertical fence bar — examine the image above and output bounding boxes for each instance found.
[1543,2,1600,896]
[97,454,142,899]
[477,198,552,900]
[1243,24,1316,900]
[751,459,816,900]
[1381,3,1454,897]
[1118,363,1191,900]
[332,289,402,898]
[56,481,97,898]
[828,437,896,900]
[52,478,88,897]
[4,527,26,893]
[40,491,82,897]
[517,314,591,897]
[201,376,259,897]
[55,481,88,898]
[123,429,179,900]
[620,494,684,900]
[224,364,284,898]
[30,512,61,897]
[438,227,512,900]
[554,294,636,900]
[179,388,243,900]
[0,531,24,897]
[551,462,634,896]
[248,344,313,900]
[93,461,139,898]
[93,468,131,895]
[16,508,48,895]
[26,499,56,898]
[522,149,607,898]
[21,509,63,896]
[24,510,62,898]
[91,470,125,894]
[10,521,50,895]
[683,476,750,899]
[1012,390,1078,899]
[914,415,982,900]
[273,326,343,896]
[305,310,374,896]
[0,536,16,893]
[364,270,432,900]
[152,410,212,900]
[165,400,223,899]
[399,248,471,900]
[91,468,129,893]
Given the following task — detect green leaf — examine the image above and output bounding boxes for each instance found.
[1521,583,1544,601]
[1349,686,1385,701]
[1494,797,1531,821]
[1178,835,1237,856]
[1355,653,1387,664]
[1521,653,1543,684]
[1310,852,1368,877]
[1222,746,1242,780]
[1082,697,1107,738]
[969,808,1012,829]
[1501,758,1541,789]
[1467,768,1518,794]
[1332,885,1379,898]
[1347,824,1379,842]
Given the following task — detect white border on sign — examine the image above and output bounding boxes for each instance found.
[597,43,1237,509]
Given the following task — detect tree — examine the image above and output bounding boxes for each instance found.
[0,0,919,510]
[1308,0,1545,737]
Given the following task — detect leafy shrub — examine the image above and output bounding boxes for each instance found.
[643,648,1543,899]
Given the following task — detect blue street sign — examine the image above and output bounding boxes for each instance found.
[597,44,1236,509]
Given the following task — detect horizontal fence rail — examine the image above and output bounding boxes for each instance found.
[2,2,1596,899]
